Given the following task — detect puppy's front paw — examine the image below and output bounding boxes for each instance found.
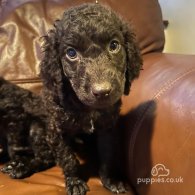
[66,177,89,195]
[101,177,130,194]
[1,158,32,179]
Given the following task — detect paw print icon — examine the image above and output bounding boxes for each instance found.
[151,164,170,177]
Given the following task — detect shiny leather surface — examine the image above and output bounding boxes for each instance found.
[0,0,195,195]
[0,165,128,195]
[121,53,195,195]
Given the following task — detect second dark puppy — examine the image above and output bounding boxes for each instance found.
[0,77,54,178]
[40,3,142,195]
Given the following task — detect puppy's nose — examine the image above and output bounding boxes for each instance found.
[92,83,111,98]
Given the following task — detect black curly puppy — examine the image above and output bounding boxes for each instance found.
[0,77,54,178]
[40,3,142,195]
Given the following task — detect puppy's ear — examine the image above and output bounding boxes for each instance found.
[122,24,143,95]
[40,21,67,96]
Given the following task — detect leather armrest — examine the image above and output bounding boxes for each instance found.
[121,53,195,195]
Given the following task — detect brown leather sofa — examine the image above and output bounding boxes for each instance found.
[0,0,194,195]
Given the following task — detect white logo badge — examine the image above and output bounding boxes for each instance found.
[151,163,170,177]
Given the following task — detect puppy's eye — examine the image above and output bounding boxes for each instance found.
[66,47,78,60]
[109,40,120,53]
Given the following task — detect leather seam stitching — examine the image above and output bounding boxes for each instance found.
[129,68,195,182]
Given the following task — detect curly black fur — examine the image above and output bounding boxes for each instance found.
[40,3,142,195]
[0,77,54,178]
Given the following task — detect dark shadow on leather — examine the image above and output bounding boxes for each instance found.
[118,100,156,195]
